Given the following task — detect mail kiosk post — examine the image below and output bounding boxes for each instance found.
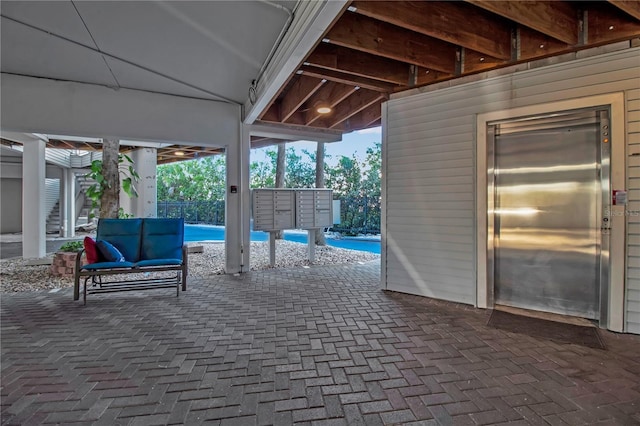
[252,188,333,265]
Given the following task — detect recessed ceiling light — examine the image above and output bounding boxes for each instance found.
[609,25,615,30]
[175,151,185,156]
[317,106,332,114]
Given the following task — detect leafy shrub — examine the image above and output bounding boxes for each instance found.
[58,241,84,252]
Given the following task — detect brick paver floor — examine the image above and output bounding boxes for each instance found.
[2,261,640,425]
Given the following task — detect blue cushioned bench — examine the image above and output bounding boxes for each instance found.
[73,218,188,304]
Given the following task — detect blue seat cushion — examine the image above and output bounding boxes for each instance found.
[141,218,184,261]
[134,259,182,267]
[81,261,135,270]
[97,218,143,262]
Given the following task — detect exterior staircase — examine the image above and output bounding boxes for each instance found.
[45,170,95,234]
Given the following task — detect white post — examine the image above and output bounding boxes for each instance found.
[130,147,157,218]
[308,229,316,263]
[269,232,276,266]
[63,168,76,238]
[225,122,251,273]
[22,139,47,259]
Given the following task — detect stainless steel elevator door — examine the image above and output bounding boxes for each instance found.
[493,112,601,319]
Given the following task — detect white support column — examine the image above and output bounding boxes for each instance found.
[22,139,47,259]
[63,168,76,238]
[130,147,157,218]
[225,123,251,273]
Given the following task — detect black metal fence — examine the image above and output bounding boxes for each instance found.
[157,200,225,225]
[157,195,381,234]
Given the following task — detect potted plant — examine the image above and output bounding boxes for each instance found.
[50,241,85,277]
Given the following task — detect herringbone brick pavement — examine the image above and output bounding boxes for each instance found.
[2,260,640,425]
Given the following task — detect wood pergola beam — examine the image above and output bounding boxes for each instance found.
[467,0,579,45]
[326,13,457,74]
[351,1,512,60]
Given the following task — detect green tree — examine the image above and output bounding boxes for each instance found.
[285,148,315,188]
[326,154,362,198]
[157,156,226,201]
[250,148,277,188]
[85,140,140,219]
[361,142,382,231]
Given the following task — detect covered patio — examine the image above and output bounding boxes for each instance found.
[3,262,640,425]
[1,261,640,426]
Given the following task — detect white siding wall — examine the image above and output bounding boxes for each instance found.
[384,47,640,328]
[627,88,640,333]
[45,178,60,220]
[45,148,71,168]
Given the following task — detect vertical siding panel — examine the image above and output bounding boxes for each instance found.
[627,87,640,334]
[384,47,640,334]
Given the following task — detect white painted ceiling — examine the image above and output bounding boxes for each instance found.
[1,1,297,104]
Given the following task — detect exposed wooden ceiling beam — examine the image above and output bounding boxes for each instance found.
[279,75,325,122]
[608,0,640,20]
[316,89,386,129]
[351,1,512,60]
[466,1,579,45]
[307,43,411,86]
[415,69,451,86]
[301,64,399,92]
[518,26,571,60]
[587,2,640,44]
[326,13,457,74]
[463,50,506,73]
[343,101,383,132]
[303,82,358,126]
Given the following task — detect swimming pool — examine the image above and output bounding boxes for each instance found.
[184,224,381,254]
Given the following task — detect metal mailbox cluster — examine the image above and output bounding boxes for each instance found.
[253,188,333,231]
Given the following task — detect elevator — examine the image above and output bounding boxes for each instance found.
[487,108,610,321]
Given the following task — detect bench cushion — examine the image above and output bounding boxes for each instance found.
[96,240,125,262]
[141,218,184,261]
[97,218,143,262]
[81,261,135,270]
[135,259,182,267]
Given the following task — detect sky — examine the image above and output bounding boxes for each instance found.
[250,126,381,166]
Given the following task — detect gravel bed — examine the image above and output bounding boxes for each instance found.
[0,240,379,293]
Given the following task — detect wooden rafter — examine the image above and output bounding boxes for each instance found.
[300,64,398,92]
[326,12,458,74]
[351,1,512,60]
[467,0,579,45]
[307,43,412,85]
[343,101,383,132]
[316,89,386,129]
[608,0,640,20]
[518,26,571,60]
[303,82,358,126]
[279,75,325,122]
[587,2,640,44]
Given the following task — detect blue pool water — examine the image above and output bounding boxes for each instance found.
[184,224,380,254]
